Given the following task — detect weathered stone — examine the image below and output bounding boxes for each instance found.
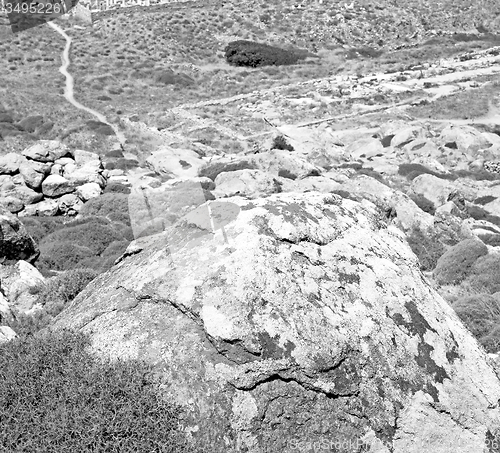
[58,193,83,215]
[22,140,71,163]
[213,169,282,199]
[73,149,101,166]
[2,184,43,206]
[251,149,322,179]
[146,146,205,179]
[76,182,102,202]
[0,326,16,344]
[439,125,492,156]
[41,174,74,197]
[0,207,39,263]
[50,163,64,176]
[0,152,25,174]
[19,160,50,190]
[64,162,105,188]
[53,192,500,453]
[342,175,434,231]
[410,174,456,209]
[0,196,24,213]
[345,137,384,159]
[0,260,45,312]
[390,126,425,148]
[18,198,59,217]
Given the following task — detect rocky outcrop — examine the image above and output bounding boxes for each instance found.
[53,192,500,453]
[0,207,39,264]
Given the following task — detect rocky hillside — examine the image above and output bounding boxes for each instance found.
[3,2,500,451]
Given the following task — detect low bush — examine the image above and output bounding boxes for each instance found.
[406,226,445,271]
[40,223,124,256]
[478,233,500,247]
[79,193,131,225]
[0,329,195,452]
[465,253,500,294]
[453,293,500,353]
[20,216,67,244]
[467,204,500,228]
[38,242,95,272]
[356,168,389,186]
[104,182,131,194]
[271,135,294,151]
[409,193,436,215]
[224,40,306,67]
[37,268,98,312]
[398,163,455,181]
[433,239,488,285]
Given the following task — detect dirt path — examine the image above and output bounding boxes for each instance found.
[48,21,126,147]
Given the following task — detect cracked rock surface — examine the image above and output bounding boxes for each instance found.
[53,192,500,452]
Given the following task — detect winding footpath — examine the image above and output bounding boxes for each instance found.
[48,21,126,147]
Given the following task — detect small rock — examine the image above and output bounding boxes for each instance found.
[0,326,17,344]
[22,140,71,163]
[0,207,39,263]
[0,153,25,174]
[42,174,75,197]
[58,193,83,215]
[73,149,101,166]
[76,182,102,202]
[19,160,50,190]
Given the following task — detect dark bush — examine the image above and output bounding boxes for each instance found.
[453,294,500,353]
[79,193,131,225]
[433,239,488,285]
[278,168,297,180]
[20,216,67,244]
[478,233,500,247]
[104,182,131,194]
[453,169,500,181]
[40,223,124,255]
[409,193,436,215]
[225,40,306,67]
[38,242,95,272]
[106,158,139,171]
[37,268,98,312]
[406,226,445,271]
[467,204,500,228]
[474,195,497,205]
[0,329,194,452]
[465,253,500,294]
[356,168,389,186]
[271,135,294,151]
[398,163,455,181]
[155,69,195,86]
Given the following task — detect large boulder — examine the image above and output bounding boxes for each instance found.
[0,207,39,263]
[53,192,500,453]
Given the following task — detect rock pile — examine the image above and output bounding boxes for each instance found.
[0,140,108,217]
